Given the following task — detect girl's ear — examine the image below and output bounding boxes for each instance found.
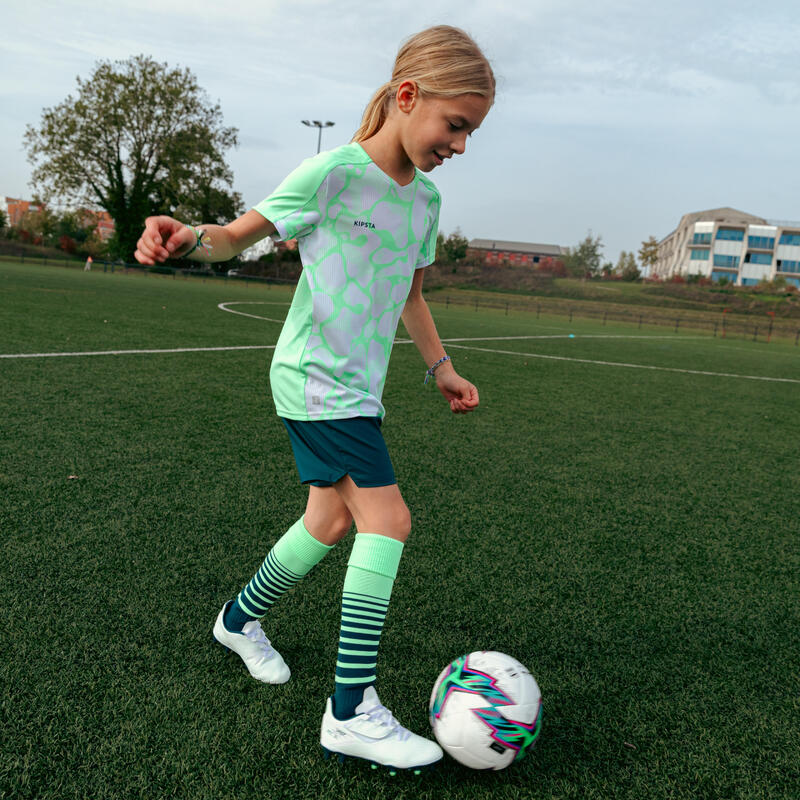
[396,80,418,113]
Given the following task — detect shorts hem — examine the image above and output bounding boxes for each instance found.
[302,471,397,489]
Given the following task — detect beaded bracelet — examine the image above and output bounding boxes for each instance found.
[424,355,451,385]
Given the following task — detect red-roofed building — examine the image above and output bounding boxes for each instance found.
[467,238,564,267]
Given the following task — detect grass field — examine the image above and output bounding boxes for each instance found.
[2,261,799,800]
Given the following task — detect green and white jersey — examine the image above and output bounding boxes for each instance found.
[254,143,440,420]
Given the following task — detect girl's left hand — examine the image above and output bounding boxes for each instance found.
[436,372,480,414]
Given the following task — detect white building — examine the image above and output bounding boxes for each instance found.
[653,207,800,288]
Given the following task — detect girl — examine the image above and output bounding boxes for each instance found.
[135,24,494,773]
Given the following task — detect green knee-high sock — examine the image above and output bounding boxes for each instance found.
[224,517,334,633]
[333,533,404,720]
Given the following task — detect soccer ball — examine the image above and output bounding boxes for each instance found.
[428,651,542,770]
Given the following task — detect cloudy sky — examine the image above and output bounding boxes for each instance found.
[2,0,798,262]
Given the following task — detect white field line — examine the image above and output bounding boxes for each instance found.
[441,342,800,385]
[438,334,706,342]
[3,302,796,385]
[1,345,276,359]
[1,334,682,360]
[217,301,288,323]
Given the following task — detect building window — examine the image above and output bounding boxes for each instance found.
[777,259,800,273]
[690,248,710,260]
[747,236,775,250]
[711,270,737,283]
[716,228,744,241]
[692,232,712,244]
[744,252,772,265]
[713,254,740,268]
[779,232,800,246]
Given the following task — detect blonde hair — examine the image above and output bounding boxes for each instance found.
[352,25,495,142]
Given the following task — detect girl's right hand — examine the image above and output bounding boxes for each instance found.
[135,216,194,264]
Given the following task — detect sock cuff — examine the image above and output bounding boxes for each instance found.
[347,533,404,580]
[273,516,334,574]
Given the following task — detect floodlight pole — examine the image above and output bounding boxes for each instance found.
[301,120,335,154]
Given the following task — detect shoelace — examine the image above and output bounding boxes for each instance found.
[362,703,411,742]
[243,623,275,659]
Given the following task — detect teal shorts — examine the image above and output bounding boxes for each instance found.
[281,417,397,488]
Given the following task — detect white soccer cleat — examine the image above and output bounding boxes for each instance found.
[212,602,291,684]
[320,686,443,774]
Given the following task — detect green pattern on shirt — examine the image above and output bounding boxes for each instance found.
[254,143,440,420]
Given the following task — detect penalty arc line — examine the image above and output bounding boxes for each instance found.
[441,343,800,385]
[215,304,708,343]
[217,301,287,323]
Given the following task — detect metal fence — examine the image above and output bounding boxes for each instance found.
[430,293,800,345]
[5,250,798,344]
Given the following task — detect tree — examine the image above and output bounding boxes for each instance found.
[24,55,240,260]
[0,207,6,232]
[443,229,469,263]
[638,236,660,277]
[563,232,604,277]
[436,229,469,264]
[616,250,640,281]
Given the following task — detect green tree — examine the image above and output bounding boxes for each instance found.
[436,229,469,264]
[0,207,7,232]
[616,250,640,281]
[442,229,469,263]
[435,232,446,261]
[24,55,239,260]
[638,235,660,276]
[563,232,604,277]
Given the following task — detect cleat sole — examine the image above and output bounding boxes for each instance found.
[320,746,437,776]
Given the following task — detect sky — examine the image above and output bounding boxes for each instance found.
[2,0,799,263]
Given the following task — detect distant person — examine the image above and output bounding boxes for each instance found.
[84,255,92,271]
[133,25,493,774]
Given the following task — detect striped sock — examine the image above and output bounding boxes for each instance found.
[333,533,404,720]
[224,517,334,633]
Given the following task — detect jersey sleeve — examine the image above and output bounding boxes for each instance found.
[252,153,330,241]
[416,187,441,268]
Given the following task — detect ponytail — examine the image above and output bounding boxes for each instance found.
[352,26,494,143]
[352,83,391,143]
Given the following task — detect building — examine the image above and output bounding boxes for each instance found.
[467,239,564,267]
[653,207,800,288]
[79,208,115,242]
[1,197,115,242]
[1,197,43,226]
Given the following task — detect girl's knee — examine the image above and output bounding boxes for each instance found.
[331,509,354,540]
[304,508,353,545]
[386,501,412,541]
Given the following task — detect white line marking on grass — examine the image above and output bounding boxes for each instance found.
[438,334,706,342]
[443,343,800,384]
[218,301,288,323]
[1,345,276,359]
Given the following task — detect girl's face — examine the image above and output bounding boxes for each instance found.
[398,88,491,173]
